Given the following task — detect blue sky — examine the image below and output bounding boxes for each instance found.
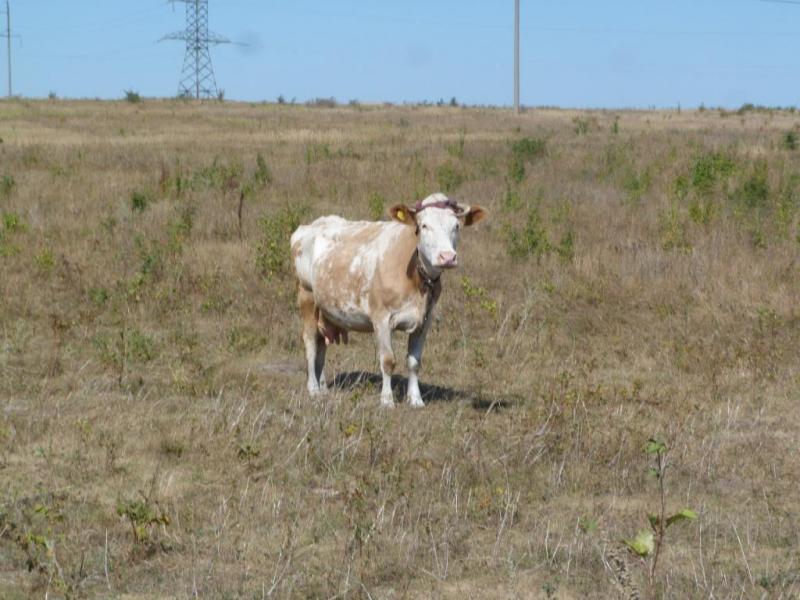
[7,0,800,108]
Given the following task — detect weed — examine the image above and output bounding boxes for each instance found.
[116,499,169,544]
[501,186,522,212]
[782,130,797,151]
[555,229,575,262]
[3,212,28,233]
[126,329,157,363]
[255,205,309,278]
[124,90,142,104]
[573,116,591,135]
[738,161,770,209]
[34,248,55,275]
[692,151,736,195]
[1,174,15,196]
[660,201,690,252]
[621,437,697,598]
[254,153,273,185]
[446,127,467,159]
[506,205,550,260]
[622,168,652,204]
[508,137,546,184]
[436,163,463,192]
[688,197,716,226]
[130,189,150,213]
[368,191,386,221]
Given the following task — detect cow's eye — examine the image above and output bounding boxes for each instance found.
[421,224,429,230]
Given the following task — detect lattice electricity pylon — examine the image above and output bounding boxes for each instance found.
[162,0,230,99]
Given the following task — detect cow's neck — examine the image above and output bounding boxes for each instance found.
[406,245,442,329]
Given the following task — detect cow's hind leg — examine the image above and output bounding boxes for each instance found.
[298,283,327,395]
[373,317,395,407]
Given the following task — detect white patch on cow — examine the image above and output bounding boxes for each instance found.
[414,194,461,278]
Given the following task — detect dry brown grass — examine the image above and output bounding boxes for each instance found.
[1,98,799,599]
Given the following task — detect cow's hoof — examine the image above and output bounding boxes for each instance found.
[380,395,395,408]
[408,397,425,408]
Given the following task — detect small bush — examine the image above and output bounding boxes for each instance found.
[1,174,15,196]
[506,206,550,261]
[307,97,337,108]
[254,153,273,186]
[692,151,736,195]
[507,137,546,184]
[34,248,55,275]
[124,90,142,104]
[502,187,522,212]
[277,94,286,104]
[3,212,28,233]
[573,116,590,135]
[368,191,386,221]
[660,201,690,252]
[255,205,309,278]
[622,168,652,204]
[738,161,769,209]
[130,190,150,213]
[782,130,797,151]
[126,329,157,363]
[436,163,463,193]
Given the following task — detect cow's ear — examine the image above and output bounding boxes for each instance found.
[460,205,487,227]
[389,204,416,225]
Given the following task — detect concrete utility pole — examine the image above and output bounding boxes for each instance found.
[514,0,519,114]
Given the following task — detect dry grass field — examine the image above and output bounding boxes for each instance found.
[1,98,799,599]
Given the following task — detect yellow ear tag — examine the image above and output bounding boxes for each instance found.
[397,210,405,221]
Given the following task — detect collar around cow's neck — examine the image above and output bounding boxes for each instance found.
[416,256,440,292]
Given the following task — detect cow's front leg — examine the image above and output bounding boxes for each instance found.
[407,317,432,408]
[374,318,395,407]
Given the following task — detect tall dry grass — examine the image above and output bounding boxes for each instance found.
[0,99,799,599]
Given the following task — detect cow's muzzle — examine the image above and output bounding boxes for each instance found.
[437,251,458,269]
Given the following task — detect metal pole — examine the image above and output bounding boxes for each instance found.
[195,0,200,99]
[514,0,519,114]
[5,0,10,98]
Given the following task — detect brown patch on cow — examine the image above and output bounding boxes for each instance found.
[461,205,488,227]
[389,204,417,226]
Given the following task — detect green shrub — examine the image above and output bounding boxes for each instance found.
[692,151,736,195]
[738,161,769,209]
[622,168,652,204]
[368,191,386,221]
[660,201,690,252]
[195,157,243,190]
[34,248,55,274]
[511,137,547,162]
[774,173,799,239]
[502,186,522,212]
[506,206,550,261]
[254,153,273,186]
[573,116,590,135]
[782,130,797,151]
[0,174,15,196]
[436,163,463,192]
[130,190,150,213]
[688,198,716,226]
[255,205,309,278]
[555,230,574,263]
[123,90,142,104]
[3,212,28,233]
[126,329,157,362]
[507,137,546,184]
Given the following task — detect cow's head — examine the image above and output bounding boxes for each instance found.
[389,193,487,277]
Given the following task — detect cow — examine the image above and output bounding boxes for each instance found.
[290,192,487,407]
